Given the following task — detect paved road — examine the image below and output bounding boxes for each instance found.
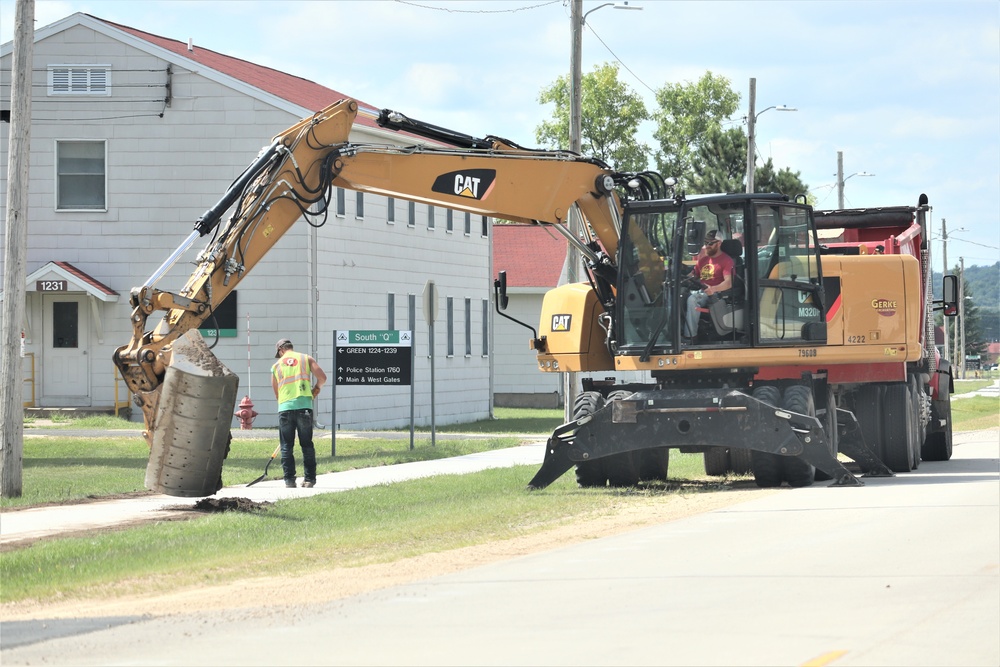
[3,429,997,666]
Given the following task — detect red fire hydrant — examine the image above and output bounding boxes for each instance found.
[234,395,258,429]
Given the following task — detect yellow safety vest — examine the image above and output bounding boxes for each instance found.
[273,352,312,410]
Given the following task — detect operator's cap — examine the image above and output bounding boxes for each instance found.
[704,230,722,244]
[275,339,292,358]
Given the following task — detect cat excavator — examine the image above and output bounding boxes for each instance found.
[114,98,958,497]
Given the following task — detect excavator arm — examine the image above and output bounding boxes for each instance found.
[114,98,625,496]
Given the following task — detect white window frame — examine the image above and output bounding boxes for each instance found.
[55,139,108,212]
[48,64,111,96]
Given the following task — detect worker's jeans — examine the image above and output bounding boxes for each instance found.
[685,290,709,338]
[279,408,316,484]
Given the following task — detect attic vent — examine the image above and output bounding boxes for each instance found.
[48,65,111,96]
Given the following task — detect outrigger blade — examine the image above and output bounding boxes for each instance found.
[145,330,239,497]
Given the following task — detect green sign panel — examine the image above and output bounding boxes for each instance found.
[339,330,411,346]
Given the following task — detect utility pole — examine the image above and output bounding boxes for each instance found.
[958,257,966,379]
[745,77,756,194]
[1,0,35,498]
[941,218,949,361]
[836,151,845,208]
[564,0,583,420]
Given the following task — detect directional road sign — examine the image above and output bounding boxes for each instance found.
[334,330,413,386]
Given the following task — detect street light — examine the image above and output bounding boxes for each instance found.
[835,150,874,208]
[566,0,642,420]
[745,77,796,193]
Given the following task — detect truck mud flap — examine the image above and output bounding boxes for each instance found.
[528,388,862,490]
[145,330,239,497]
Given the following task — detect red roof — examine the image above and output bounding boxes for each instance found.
[53,261,118,296]
[493,225,566,288]
[94,15,382,130]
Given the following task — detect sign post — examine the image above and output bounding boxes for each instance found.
[422,281,438,447]
[331,329,413,455]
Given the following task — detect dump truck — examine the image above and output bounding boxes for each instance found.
[114,98,957,496]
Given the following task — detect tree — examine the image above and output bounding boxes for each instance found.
[652,71,740,181]
[752,159,810,199]
[536,62,649,172]
[688,126,746,194]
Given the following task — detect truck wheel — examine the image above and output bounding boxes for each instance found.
[750,385,783,488]
[814,388,839,482]
[781,385,816,487]
[704,447,730,476]
[922,388,953,461]
[853,384,884,469]
[573,391,608,488]
[882,383,915,472]
[908,376,923,470]
[729,448,753,475]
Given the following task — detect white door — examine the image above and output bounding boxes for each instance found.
[42,294,91,406]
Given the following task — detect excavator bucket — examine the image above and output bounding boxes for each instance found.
[145,330,239,497]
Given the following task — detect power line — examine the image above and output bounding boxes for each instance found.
[394,0,559,14]
[586,25,655,95]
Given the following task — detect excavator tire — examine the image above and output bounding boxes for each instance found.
[750,385,783,488]
[814,388,839,482]
[573,391,608,488]
[637,447,670,482]
[882,383,915,472]
[729,447,753,475]
[853,384,884,471]
[781,385,816,487]
[704,447,730,476]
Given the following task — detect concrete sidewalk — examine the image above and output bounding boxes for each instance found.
[0,441,546,548]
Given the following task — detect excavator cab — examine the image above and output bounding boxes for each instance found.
[612,193,825,357]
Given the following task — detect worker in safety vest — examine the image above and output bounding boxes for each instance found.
[271,338,327,488]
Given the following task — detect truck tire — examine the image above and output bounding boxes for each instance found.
[638,447,670,482]
[704,447,729,476]
[781,385,816,487]
[922,388,953,461]
[908,376,922,470]
[729,447,753,475]
[573,391,608,488]
[814,388,839,482]
[882,383,915,472]
[853,384,884,469]
[750,385,783,488]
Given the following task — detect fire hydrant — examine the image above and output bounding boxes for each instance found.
[234,395,258,429]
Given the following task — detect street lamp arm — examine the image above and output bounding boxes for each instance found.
[583,1,643,25]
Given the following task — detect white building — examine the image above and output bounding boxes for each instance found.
[1,13,494,429]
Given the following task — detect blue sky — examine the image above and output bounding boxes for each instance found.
[3,0,998,271]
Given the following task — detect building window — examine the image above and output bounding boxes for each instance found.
[52,301,79,348]
[48,65,110,96]
[56,140,106,210]
[465,211,472,236]
[387,293,395,330]
[481,215,489,238]
[464,298,472,356]
[387,196,395,224]
[408,201,416,227]
[428,205,436,229]
[446,209,454,233]
[356,191,364,219]
[336,188,346,216]
[446,297,454,356]
[408,294,416,332]
[481,299,489,356]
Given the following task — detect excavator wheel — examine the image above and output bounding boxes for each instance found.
[729,447,753,475]
[573,391,608,488]
[853,384,884,471]
[750,385,783,488]
[603,390,642,487]
[882,383,915,472]
[780,385,816,487]
[703,447,730,476]
[814,388,839,482]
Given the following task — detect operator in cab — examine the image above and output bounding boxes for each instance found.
[683,230,734,342]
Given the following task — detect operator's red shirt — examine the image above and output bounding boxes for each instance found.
[695,251,734,288]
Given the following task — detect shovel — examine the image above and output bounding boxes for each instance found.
[247,445,281,487]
